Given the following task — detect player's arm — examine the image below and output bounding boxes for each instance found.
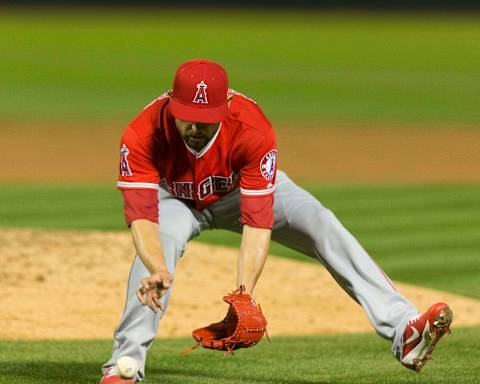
[131,219,167,273]
[130,219,173,313]
[120,184,173,314]
[237,224,271,294]
[237,121,277,294]
[117,101,173,312]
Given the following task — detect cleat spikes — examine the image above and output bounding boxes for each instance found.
[400,303,452,372]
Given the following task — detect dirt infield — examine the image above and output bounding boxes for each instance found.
[1,229,479,340]
[1,121,480,183]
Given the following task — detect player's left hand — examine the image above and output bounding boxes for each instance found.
[189,285,268,355]
[136,271,173,312]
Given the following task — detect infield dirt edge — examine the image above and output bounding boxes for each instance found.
[1,229,479,340]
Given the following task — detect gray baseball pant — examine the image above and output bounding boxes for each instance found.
[103,171,418,380]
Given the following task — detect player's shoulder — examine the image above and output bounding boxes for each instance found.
[227,89,272,134]
[127,91,171,140]
[142,91,171,112]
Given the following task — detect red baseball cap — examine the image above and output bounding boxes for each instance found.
[169,59,229,124]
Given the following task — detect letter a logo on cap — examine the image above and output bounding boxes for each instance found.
[192,80,208,104]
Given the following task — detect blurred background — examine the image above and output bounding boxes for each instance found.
[1,3,480,382]
[0,1,479,295]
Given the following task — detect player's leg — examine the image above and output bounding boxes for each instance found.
[271,171,452,370]
[270,171,419,342]
[102,191,210,381]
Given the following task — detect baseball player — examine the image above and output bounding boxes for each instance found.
[99,59,452,383]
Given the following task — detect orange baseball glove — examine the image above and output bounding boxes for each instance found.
[188,285,268,355]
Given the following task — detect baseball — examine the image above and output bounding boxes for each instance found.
[115,356,138,379]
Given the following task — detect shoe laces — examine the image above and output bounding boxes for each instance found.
[407,313,423,328]
[104,367,117,378]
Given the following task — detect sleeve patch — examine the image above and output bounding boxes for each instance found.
[120,144,133,177]
[260,149,277,181]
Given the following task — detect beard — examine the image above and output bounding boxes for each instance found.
[185,135,209,151]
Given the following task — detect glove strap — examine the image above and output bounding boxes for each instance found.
[258,303,271,344]
[180,341,200,356]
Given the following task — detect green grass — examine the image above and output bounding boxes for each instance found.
[0,183,479,299]
[1,9,480,124]
[0,327,478,383]
[0,185,124,230]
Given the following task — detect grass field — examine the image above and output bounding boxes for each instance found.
[1,9,480,124]
[1,328,479,384]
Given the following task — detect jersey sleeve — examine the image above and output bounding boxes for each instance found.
[117,102,163,226]
[117,125,160,191]
[122,189,159,227]
[240,194,274,229]
[239,127,277,229]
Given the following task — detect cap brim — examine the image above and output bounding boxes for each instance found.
[170,99,227,124]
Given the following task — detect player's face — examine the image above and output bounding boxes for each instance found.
[175,119,221,152]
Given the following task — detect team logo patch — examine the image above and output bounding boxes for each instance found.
[120,144,133,176]
[260,149,277,181]
[193,80,208,104]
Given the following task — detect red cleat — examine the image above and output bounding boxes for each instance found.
[400,302,453,372]
[99,367,135,384]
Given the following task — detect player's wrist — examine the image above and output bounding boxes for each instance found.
[151,264,170,275]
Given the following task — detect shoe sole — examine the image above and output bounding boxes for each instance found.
[412,305,453,372]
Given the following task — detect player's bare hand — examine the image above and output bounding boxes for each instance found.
[136,271,174,312]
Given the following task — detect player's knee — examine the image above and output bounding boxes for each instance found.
[287,201,334,235]
[158,211,197,243]
[311,208,340,234]
[159,228,193,251]
[158,199,197,238]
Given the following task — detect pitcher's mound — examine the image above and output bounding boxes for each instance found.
[1,229,479,339]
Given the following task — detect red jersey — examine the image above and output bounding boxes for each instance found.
[117,90,277,229]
